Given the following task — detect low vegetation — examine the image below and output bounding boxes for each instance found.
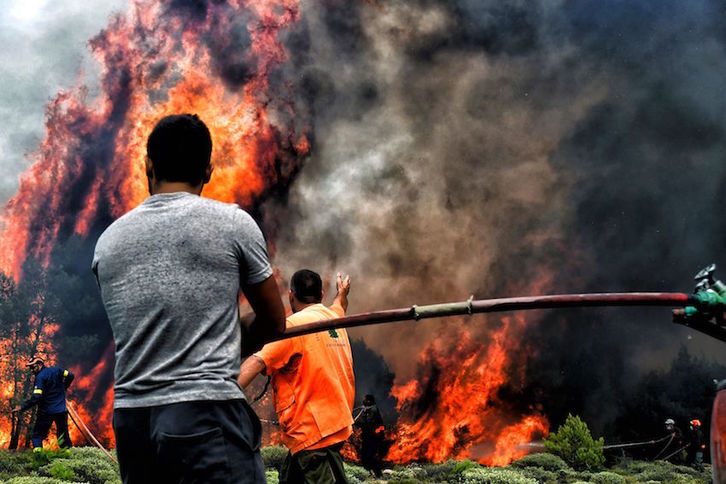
[0,446,711,483]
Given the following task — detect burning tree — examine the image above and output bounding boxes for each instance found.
[0,262,61,449]
[0,0,312,449]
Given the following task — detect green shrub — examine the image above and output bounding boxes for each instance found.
[619,460,651,473]
[67,447,113,461]
[388,468,417,481]
[421,460,458,481]
[452,460,479,474]
[406,465,428,480]
[544,414,605,471]
[517,466,559,483]
[44,461,75,481]
[38,455,119,484]
[5,478,73,484]
[261,445,288,470]
[460,467,537,484]
[0,450,35,478]
[510,452,569,471]
[265,469,280,484]
[343,462,370,482]
[621,459,703,482]
[590,471,626,484]
[564,469,591,482]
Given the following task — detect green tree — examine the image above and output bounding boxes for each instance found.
[544,413,605,470]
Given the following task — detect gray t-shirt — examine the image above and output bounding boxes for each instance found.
[92,192,273,409]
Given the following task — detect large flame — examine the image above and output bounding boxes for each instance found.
[386,318,548,465]
[0,0,308,449]
[1,0,548,463]
[0,0,308,279]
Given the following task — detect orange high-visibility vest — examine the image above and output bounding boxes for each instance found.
[255,304,355,454]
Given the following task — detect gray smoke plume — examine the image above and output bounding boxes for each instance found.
[0,0,127,206]
[261,0,726,434]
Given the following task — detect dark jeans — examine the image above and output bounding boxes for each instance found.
[113,399,264,484]
[279,443,348,484]
[33,411,72,449]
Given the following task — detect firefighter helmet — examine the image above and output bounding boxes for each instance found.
[690,419,702,427]
[26,356,44,367]
[665,418,675,426]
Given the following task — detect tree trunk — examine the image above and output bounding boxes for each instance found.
[8,307,46,449]
[8,414,19,450]
[23,410,36,449]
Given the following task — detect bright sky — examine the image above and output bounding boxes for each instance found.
[9,0,47,23]
[0,0,128,207]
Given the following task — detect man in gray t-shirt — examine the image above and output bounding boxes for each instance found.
[93,114,285,484]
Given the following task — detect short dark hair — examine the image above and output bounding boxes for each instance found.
[290,269,323,304]
[146,114,212,185]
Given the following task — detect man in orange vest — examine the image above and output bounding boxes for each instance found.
[239,270,354,483]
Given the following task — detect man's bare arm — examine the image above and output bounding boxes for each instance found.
[331,272,351,313]
[241,275,286,356]
[238,355,267,389]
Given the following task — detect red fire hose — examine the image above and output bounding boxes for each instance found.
[66,402,117,464]
[54,293,704,467]
[271,292,693,341]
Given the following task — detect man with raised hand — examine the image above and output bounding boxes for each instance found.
[239,270,354,484]
[93,114,286,484]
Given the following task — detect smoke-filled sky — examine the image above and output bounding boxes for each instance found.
[0,0,127,205]
[264,0,726,375]
[3,0,726,443]
[261,0,726,436]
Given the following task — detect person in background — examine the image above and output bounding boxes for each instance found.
[239,270,354,484]
[14,356,74,452]
[354,394,385,477]
[687,419,705,471]
[662,417,686,463]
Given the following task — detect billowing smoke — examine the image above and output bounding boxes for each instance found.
[262,0,726,441]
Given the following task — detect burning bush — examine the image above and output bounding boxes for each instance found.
[544,414,605,471]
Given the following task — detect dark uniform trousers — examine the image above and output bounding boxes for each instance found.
[33,411,72,449]
[113,399,264,484]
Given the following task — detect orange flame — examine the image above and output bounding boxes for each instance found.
[386,318,548,465]
[0,0,309,280]
[0,0,308,449]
